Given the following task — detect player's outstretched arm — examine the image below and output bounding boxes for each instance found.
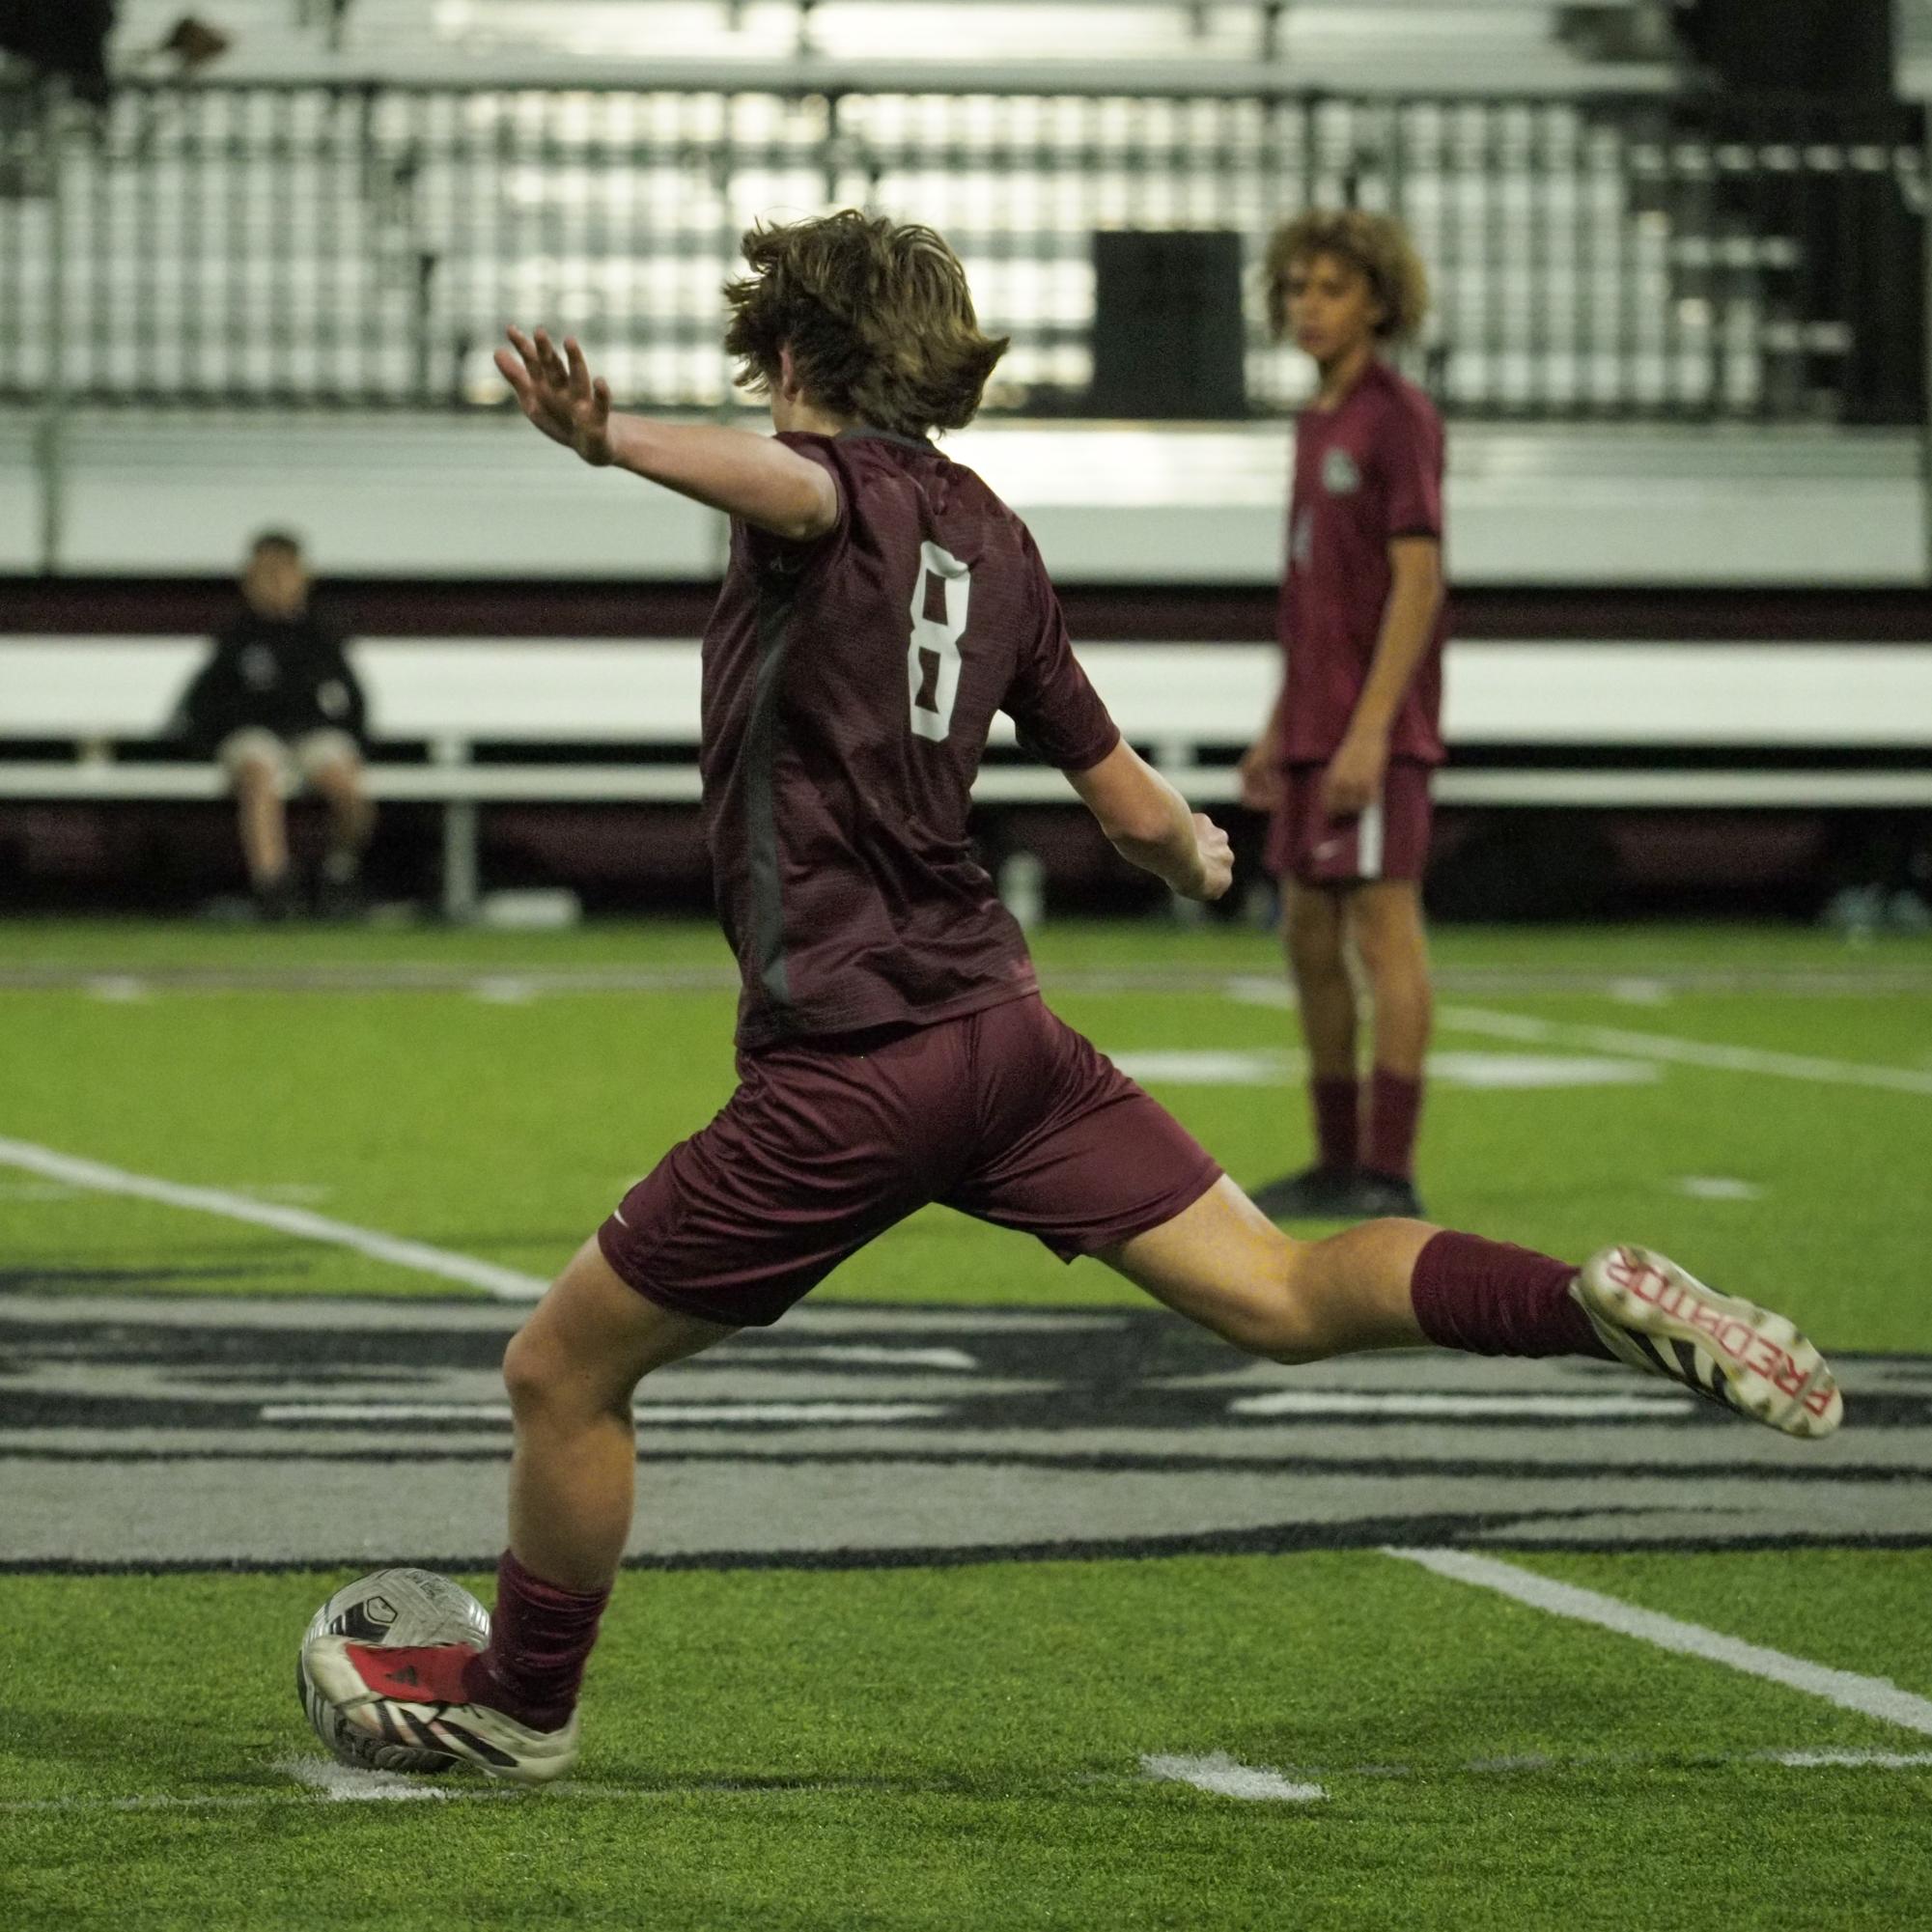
[1069,742,1232,904]
[493,327,839,542]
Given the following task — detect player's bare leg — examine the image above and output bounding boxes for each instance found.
[232,753,294,917]
[1251,882,1360,1218]
[1105,1176,1428,1358]
[502,1237,733,1590]
[1104,1178,1840,1436]
[304,1238,734,1781]
[309,749,375,859]
[308,751,376,916]
[1348,880,1430,1075]
[1284,881,1357,1077]
[1345,880,1431,1214]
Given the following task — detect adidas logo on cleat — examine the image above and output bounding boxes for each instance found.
[302,1633,585,1784]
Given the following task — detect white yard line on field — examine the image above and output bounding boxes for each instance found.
[0,1135,547,1302]
[1386,1547,1932,1736]
[1440,1004,1932,1097]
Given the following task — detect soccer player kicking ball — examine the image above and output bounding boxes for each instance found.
[1243,210,1445,1222]
[304,212,1843,1786]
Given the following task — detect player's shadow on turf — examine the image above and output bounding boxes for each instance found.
[622,1769,983,1799]
[0,1702,262,1779]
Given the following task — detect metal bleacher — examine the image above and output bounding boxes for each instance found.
[4,0,1913,445]
[1,0,1918,588]
[111,1,1674,84]
[21,0,1856,425]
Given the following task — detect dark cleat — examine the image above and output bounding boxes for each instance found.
[1247,1164,1361,1220]
[1340,1169,1426,1218]
[314,874,366,922]
[252,875,300,924]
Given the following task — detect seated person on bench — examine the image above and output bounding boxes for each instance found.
[176,530,373,920]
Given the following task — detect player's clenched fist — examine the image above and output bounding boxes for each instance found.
[1237,737,1284,813]
[1190,812,1234,903]
[495,327,616,467]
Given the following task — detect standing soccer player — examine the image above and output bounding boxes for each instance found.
[1244,210,1445,1222]
[304,211,1841,1784]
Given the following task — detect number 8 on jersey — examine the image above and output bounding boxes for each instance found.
[908,541,970,742]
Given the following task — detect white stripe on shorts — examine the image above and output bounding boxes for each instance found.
[1357,793,1385,880]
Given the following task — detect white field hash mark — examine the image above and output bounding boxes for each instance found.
[1386,1548,1932,1737]
[1140,1752,1326,1802]
[279,1757,457,1803]
[1678,1176,1765,1202]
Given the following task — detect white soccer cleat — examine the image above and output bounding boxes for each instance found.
[1572,1244,1842,1439]
[300,1635,581,1785]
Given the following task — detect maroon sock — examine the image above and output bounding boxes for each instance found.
[1365,1068,1424,1181]
[462,1550,610,1732]
[1311,1076,1360,1172]
[1410,1229,1612,1359]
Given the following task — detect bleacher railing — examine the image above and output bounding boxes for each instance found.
[0,75,1925,422]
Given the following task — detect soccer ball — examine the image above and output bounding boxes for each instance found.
[296,1566,490,1773]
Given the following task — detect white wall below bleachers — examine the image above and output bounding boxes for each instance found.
[1,413,1920,585]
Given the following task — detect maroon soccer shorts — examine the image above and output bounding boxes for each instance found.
[597,994,1223,1328]
[1266,758,1436,886]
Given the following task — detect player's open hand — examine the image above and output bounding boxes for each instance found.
[495,327,615,466]
[1189,812,1234,903]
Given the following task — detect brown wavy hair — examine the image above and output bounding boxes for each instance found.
[723,210,1009,438]
[1264,209,1431,344]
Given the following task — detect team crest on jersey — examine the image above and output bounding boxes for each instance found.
[1323,448,1362,495]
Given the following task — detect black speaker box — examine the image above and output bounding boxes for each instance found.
[1090,230,1247,420]
[1679,0,1892,98]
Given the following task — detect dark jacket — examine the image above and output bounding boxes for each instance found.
[0,2,116,103]
[176,607,370,753]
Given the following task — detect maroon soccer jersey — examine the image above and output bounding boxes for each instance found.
[1277,358,1448,767]
[702,428,1121,1048]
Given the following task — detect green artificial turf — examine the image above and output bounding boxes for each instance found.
[4,1552,1931,1931]
[4,921,1929,1929]
[2,920,1927,1346]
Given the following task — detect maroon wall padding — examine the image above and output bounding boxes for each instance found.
[3,577,1931,643]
